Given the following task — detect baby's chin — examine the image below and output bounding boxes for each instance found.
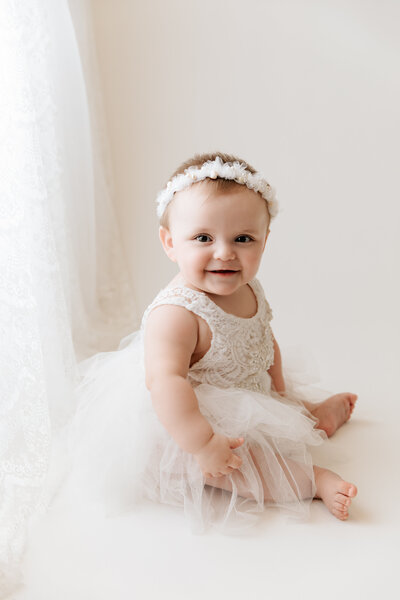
[201,272,251,294]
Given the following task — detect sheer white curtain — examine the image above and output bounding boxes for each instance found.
[0,1,136,596]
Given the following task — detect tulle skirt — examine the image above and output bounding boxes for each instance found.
[53,330,327,535]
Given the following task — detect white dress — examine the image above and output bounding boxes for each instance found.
[62,278,326,534]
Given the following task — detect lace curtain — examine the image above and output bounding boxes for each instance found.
[0,1,137,596]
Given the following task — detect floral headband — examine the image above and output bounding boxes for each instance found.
[156,156,278,219]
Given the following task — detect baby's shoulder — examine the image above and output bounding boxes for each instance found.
[145,300,197,329]
[142,283,206,325]
[144,302,199,346]
[142,283,204,334]
[143,302,201,384]
[142,284,213,356]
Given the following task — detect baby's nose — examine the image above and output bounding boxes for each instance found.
[213,242,236,261]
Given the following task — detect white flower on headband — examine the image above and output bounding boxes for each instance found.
[156,156,278,219]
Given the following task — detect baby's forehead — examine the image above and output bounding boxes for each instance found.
[176,181,267,211]
[168,182,270,227]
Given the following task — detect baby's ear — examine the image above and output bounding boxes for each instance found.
[159,226,176,262]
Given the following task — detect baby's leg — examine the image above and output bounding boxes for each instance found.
[205,447,314,503]
[205,448,357,520]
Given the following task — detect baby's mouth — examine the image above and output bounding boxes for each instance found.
[208,269,239,275]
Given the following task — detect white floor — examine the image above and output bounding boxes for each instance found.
[14,378,399,600]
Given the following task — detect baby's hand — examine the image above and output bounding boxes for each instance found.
[194,433,244,478]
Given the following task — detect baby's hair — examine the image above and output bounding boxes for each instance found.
[160,151,259,229]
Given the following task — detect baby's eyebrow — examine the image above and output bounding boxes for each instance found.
[190,228,260,236]
[234,229,261,236]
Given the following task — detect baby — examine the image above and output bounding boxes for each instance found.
[69,151,358,533]
[142,151,358,525]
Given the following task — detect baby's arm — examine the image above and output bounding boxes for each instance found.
[267,332,286,394]
[144,305,243,476]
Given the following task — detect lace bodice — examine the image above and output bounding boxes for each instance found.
[141,279,274,395]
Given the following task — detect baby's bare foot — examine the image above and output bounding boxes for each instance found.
[314,466,357,520]
[311,393,357,437]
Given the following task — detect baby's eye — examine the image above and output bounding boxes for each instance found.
[195,234,212,243]
[235,235,253,243]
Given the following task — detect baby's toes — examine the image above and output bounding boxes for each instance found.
[332,508,349,521]
[333,500,349,515]
[335,493,351,508]
[338,481,357,498]
[332,505,349,520]
[343,395,355,417]
[348,393,358,409]
[346,483,357,498]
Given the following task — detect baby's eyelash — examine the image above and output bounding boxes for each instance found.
[193,234,255,243]
[235,235,254,243]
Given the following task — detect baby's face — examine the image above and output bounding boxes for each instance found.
[159,182,270,296]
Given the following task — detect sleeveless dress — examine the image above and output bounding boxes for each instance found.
[61,278,326,534]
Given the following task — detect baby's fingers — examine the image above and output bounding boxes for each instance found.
[204,471,224,478]
[228,453,242,469]
[229,437,244,449]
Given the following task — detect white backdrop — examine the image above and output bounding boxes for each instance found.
[91,0,399,396]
